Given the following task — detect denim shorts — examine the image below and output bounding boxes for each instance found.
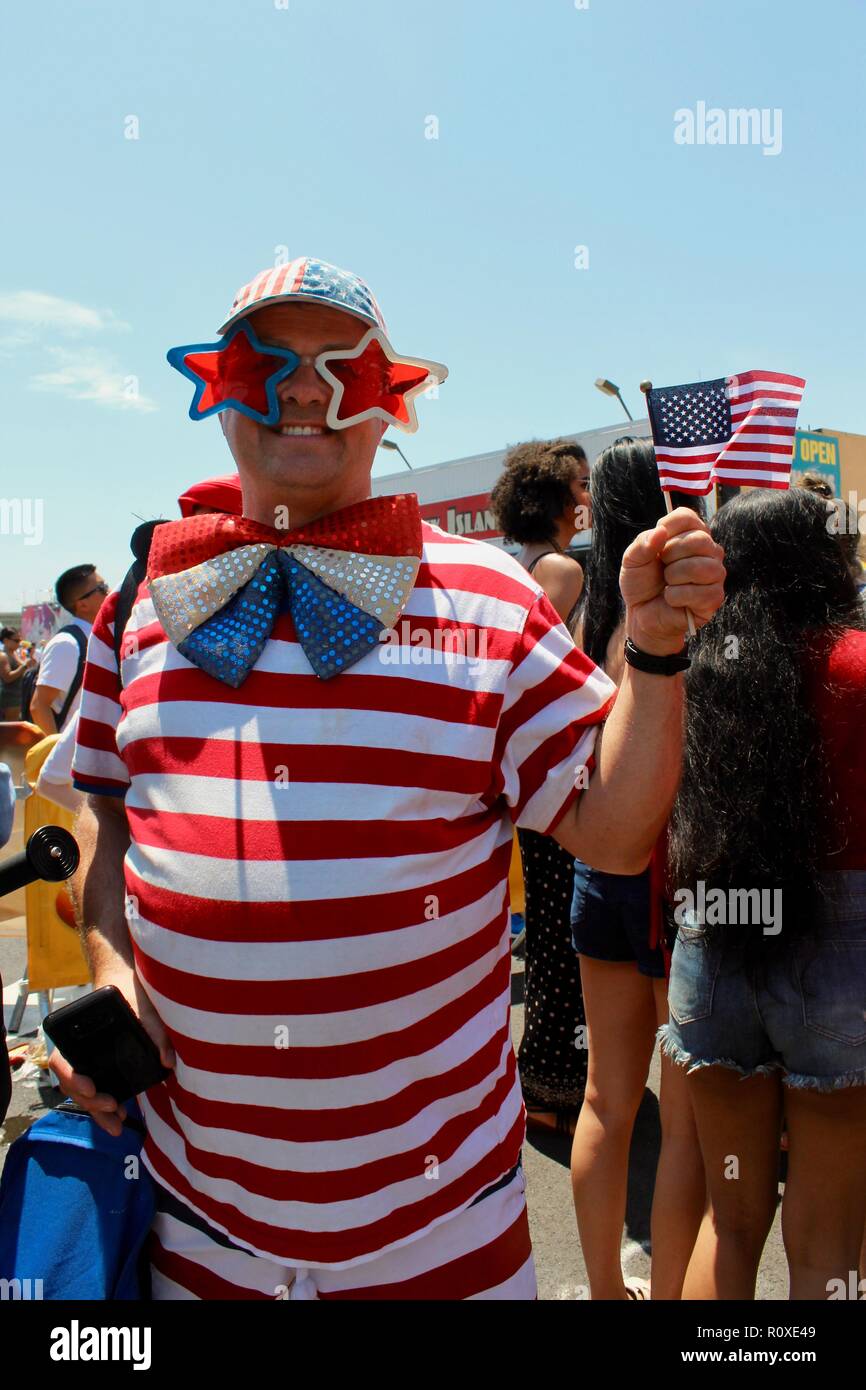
[659,870,866,1091]
[570,859,665,979]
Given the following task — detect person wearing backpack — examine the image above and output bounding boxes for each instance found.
[27,565,108,735]
[37,480,242,813]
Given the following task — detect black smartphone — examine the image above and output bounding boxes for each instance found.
[43,985,170,1103]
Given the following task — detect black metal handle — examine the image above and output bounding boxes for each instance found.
[0,824,80,898]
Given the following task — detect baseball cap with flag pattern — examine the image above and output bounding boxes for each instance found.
[217,258,387,336]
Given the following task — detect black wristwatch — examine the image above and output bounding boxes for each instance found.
[623,637,690,675]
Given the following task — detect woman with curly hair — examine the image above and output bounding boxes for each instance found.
[490,438,591,1135]
[662,486,866,1300]
[490,437,590,629]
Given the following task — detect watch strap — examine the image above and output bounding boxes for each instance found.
[623,637,690,675]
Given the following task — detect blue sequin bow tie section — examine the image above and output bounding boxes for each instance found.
[145,494,424,685]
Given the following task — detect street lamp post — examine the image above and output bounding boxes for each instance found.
[378,438,413,470]
[594,377,634,422]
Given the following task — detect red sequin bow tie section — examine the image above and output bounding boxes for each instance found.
[146,494,423,685]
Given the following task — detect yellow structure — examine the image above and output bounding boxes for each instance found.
[509,832,525,917]
[23,737,89,991]
[831,429,866,496]
[749,427,865,562]
[817,429,866,562]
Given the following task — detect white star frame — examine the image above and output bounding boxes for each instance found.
[315,326,449,434]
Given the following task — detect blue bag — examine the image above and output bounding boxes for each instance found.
[0,1100,154,1299]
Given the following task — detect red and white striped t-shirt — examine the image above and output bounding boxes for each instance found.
[71,522,615,1268]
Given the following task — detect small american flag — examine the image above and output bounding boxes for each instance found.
[646,369,806,494]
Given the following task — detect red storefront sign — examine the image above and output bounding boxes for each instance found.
[419,492,501,540]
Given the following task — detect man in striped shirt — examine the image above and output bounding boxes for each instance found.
[57,259,725,1300]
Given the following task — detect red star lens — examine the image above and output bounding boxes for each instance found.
[324,337,431,427]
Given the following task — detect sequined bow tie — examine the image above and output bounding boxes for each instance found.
[146,494,423,685]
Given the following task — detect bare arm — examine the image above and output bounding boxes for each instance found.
[50,792,175,1133]
[531,553,584,626]
[603,621,627,688]
[553,508,725,874]
[69,793,135,975]
[29,684,60,735]
[553,662,684,873]
[0,653,30,686]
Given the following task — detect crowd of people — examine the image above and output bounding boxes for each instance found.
[1,256,864,1302]
[492,436,866,1300]
[0,477,246,814]
[0,479,245,1133]
[2,568,110,813]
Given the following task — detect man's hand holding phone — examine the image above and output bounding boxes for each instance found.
[48,966,175,1137]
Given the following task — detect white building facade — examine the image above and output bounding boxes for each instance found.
[371,419,653,554]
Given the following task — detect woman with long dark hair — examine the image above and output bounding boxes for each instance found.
[569,439,705,1299]
[663,486,866,1299]
[490,438,591,1134]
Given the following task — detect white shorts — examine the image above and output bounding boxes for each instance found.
[149,1166,536,1301]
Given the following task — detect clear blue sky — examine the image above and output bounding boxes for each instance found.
[2,0,864,608]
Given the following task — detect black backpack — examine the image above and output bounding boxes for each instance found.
[113,520,162,677]
[21,625,88,729]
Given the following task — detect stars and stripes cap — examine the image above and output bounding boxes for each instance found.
[217,257,387,336]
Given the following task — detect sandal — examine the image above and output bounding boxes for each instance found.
[624,1277,651,1300]
[6,1042,29,1071]
[525,1106,578,1138]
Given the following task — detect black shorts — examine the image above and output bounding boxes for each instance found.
[570,860,665,979]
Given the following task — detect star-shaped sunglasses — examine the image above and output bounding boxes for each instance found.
[167,320,448,433]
